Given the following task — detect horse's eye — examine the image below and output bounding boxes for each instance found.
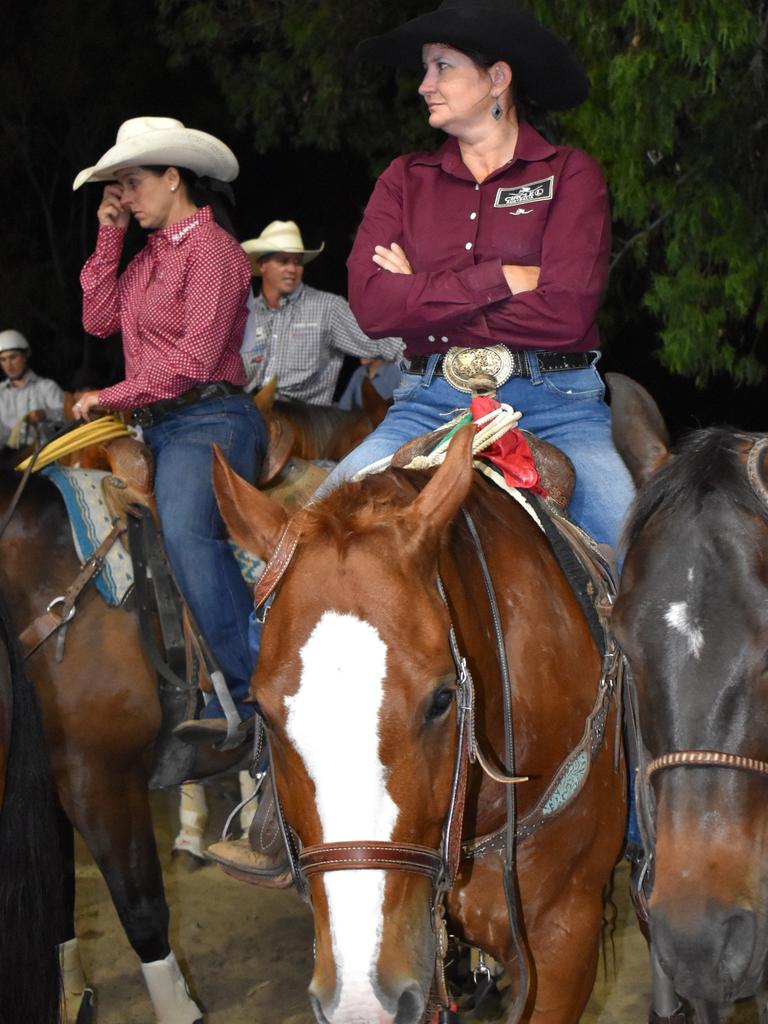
[426,685,455,722]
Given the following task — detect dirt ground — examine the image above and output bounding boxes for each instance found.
[74,779,756,1024]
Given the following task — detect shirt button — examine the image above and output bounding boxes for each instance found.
[474,184,479,191]
[428,335,435,342]
[465,242,473,250]
[470,212,477,220]
[441,336,449,343]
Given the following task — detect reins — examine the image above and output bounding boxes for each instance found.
[460,509,530,1023]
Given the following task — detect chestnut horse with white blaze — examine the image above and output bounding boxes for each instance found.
[609,374,768,1023]
[213,425,626,1024]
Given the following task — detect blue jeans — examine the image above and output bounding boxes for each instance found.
[318,351,634,549]
[144,395,267,720]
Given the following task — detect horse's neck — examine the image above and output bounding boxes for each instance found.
[442,485,603,835]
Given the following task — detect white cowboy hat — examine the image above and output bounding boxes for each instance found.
[241,221,325,274]
[0,329,30,354]
[72,116,239,191]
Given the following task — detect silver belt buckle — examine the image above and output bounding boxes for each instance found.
[442,345,515,394]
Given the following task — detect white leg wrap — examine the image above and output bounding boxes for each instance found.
[140,951,202,1024]
[173,784,208,857]
[238,770,258,833]
[59,938,90,1023]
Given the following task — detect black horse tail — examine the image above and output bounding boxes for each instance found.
[0,600,62,1023]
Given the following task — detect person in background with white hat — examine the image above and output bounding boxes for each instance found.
[73,117,267,753]
[0,329,64,449]
[240,219,403,404]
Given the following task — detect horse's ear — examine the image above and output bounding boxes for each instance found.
[360,375,390,427]
[405,424,475,535]
[607,373,671,486]
[257,412,295,486]
[252,376,277,414]
[212,444,287,560]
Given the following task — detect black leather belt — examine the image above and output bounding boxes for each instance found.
[132,382,243,428]
[407,349,597,379]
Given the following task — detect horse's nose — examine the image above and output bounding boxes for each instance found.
[309,979,425,1024]
[393,982,425,1024]
[651,904,758,1002]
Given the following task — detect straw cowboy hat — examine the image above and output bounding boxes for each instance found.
[72,116,239,191]
[356,0,589,111]
[242,221,325,273]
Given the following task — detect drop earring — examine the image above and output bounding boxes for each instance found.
[491,97,503,121]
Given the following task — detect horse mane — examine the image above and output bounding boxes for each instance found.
[296,465,512,555]
[622,427,765,550]
[297,469,425,552]
[0,587,63,1022]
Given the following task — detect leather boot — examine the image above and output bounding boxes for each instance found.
[206,770,293,889]
[206,836,293,888]
[173,715,254,748]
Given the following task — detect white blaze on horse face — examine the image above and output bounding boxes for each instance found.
[665,601,704,659]
[285,611,398,1022]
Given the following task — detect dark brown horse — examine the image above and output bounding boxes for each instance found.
[213,426,626,1024]
[0,587,62,1024]
[0,471,205,1023]
[609,374,768,1023]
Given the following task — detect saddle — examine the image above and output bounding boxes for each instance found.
[391,426,575,511]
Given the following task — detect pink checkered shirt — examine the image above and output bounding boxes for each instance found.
[81,206,249,410]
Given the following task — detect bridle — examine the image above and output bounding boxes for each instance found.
[251,509,529,1017]
[627,434,768,914]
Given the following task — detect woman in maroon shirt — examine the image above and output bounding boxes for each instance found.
[329,0,633,551]
[74,118,266,752]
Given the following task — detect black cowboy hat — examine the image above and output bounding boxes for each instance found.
[356,0,588,111]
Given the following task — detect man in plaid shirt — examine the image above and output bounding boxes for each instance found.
[241,220,403,404]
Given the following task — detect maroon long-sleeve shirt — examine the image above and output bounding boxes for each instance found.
[347,121,611,357]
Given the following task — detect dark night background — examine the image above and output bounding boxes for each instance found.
[2,0,765,439]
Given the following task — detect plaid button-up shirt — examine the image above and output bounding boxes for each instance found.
[81,206,249,410]
[241,283,403,406]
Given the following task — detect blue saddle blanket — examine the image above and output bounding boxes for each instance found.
[42,465,265,607]
[42,465,134,606]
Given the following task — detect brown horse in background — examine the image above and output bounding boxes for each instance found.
[0,374,386,1022]
[214,426,626,1023]
[0,470,209,1023]
[609,374,768,1024]
[254,374,390,462]
[0,587,62,1024]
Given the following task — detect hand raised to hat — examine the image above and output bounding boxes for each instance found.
[97,183,130,229]
[373,242,413,275]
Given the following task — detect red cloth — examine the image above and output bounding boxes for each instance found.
[347,121,610,356]
[81,206,249,409]
[470,395,546,495]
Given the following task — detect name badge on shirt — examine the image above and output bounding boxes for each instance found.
[494,176,554,208]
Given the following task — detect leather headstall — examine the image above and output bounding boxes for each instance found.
[252,521,302,616]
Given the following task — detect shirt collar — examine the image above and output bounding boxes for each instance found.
[0,370,37,390]
[410,121,557,181]
[257,281,304,311]
[149,205,212,250]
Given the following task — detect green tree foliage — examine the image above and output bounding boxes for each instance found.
[159,0,768,385]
